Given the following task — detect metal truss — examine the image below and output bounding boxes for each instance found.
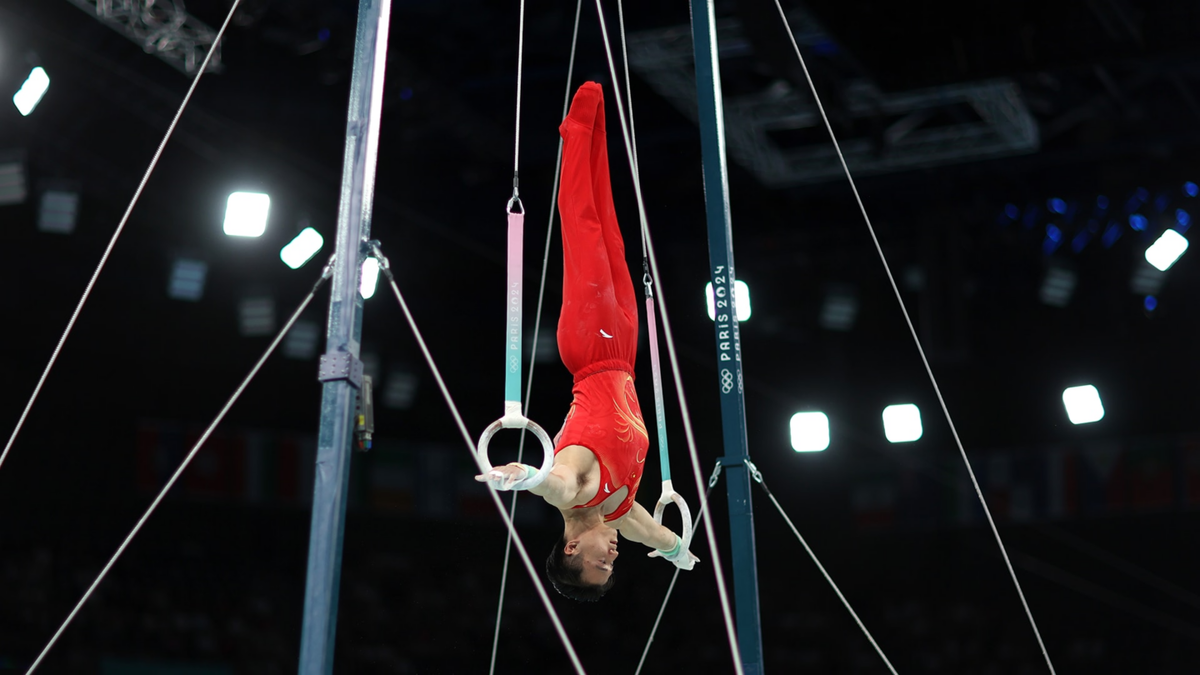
[66,0,222,75]
[627,16,1039,186]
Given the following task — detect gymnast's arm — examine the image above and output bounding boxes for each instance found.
[474,444,591,508]
[526,460,585,508]
[612,501,677,551]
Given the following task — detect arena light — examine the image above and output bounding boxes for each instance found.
[283,320,320,360]
[1039,266,1076,307]
[705,280,751,321]
[167,259,207,301]
[1062,385,1104,425]
[223,192,270,237]
[38,189,80,234]
[1144,229,1188,272]
[789,412,829,452]
[383,370,419,410]
[280,227,324,269]
[819,284,858,331]
[1130,262,1166,295]
[360,257,380,299]
[882,404,922,443]
[239,296,276,336]
[13,67,50,116]
[0,154,27,205]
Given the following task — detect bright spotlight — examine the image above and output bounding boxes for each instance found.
[223,192,270,237]
[360,257,380,299]
[1145,229,1188,272]
[882,404,922,443]
[13,67,49,116]
[705,280,751,322]
[789,412,829,452]
[280,227,324,269]
[1062,385,1104,425]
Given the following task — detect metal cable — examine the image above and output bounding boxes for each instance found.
[25,262,330,674]
[751,468,899,675]
[488,2,584,672]
[376,260,586,675]
[634,462,721,675]
[594,2,743,673]
[512,0,526,182]
[770,3,1057,672]
[0,0,244,476]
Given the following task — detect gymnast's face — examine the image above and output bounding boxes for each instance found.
[569,525,619,586]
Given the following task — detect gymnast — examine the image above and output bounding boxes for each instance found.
[476,82,698,601]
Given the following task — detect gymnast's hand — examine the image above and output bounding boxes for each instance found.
[648,534,700,571]
[474,463,537,491]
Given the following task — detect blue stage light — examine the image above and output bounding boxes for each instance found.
[1096,195,1110,210]
[1186,182,1199,197]
[1101,222,1122,248]
[1136,187,1149,201]
[1043,229,1063,255]
[1022,205,1039,229]
[1176,209,1191,232]
[1144,295,1158,311]
[1155,193,1171,213]
[1071,230,1090,253]
[1004,203,1020,220]
[1048,198,1067,215]
[812,40,839,55]
[1129,214,1148,231]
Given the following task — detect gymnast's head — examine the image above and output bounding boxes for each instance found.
[545,523,618,601]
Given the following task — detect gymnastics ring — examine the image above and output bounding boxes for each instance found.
[477,402,555,491]
[652,480,694,549]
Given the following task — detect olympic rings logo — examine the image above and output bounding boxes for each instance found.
[719,368,734,394]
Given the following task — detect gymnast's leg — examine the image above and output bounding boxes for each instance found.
[556,81,629,375]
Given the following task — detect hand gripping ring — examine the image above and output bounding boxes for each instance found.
[652,480,694,549]
[476,413,555,491]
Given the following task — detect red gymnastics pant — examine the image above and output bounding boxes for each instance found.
[556,81,638,377]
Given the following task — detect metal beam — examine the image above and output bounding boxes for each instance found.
[629,14,1039,186]
[689,1,764,673]
[65,0,223,75]
[298,0,392,673]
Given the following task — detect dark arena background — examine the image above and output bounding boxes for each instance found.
[2,0,1200,673]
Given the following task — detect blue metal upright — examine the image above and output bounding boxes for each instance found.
[689,1,765,673]
[298,0,393,673]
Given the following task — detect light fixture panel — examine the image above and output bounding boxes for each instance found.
[223,192,271,237]
[882,404,923,443]
[790,412,830,452]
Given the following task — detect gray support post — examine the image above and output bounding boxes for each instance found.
[298,0,392,673]
[689,1,765,673]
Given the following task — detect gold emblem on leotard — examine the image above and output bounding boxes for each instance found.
[614,375,649,446]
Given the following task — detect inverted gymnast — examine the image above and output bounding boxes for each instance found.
[476,82,698,601]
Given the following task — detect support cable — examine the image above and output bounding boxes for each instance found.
[373,249,586,675]
[634,461,722,675]
[511,0,526,200]
[770,3,1057,672]
[24,260,333,675]
[746,461,899,675]
[594,2,743,672]
[488,2,584,672]
[0,0,244,476]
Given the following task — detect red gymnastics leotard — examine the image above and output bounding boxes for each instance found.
[553,82,650,523]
